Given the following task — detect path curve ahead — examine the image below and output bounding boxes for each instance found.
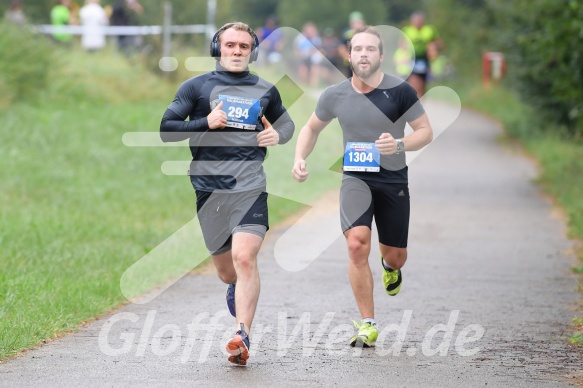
[1,103,581,387]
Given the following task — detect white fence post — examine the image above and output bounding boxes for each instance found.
[162,2,173,61]
[206,0,217,42]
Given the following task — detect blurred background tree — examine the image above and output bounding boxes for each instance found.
[490,0,583,136]
[276,0,387,32]
[425,0,582,136]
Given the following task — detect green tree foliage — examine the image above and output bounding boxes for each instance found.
[276,0,388,33]
[425,0,497,76]
[426,0,582,136]
[229,0,279,31]
[386,0,424,25]
[0,0,55,23]
[134,0,235,26]
[491,0,583,135]
[0,1,236,26]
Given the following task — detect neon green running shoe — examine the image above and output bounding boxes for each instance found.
[382,257,402,296]
[349,320,378,348]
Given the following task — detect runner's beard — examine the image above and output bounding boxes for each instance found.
[351,59,381,80]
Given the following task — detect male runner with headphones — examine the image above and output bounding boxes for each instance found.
[160,22,294,365]
[292,27,432,348]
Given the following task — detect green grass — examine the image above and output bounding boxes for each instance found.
[572,318,583,347]
[0,44,343,359]
[570,332,583,346]
[0,63,194,358]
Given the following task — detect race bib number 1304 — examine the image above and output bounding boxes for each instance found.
[343,142,380,172]
[219,95,261,130]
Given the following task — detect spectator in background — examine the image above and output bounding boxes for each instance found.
[401,11,442,98]
[257,15,284,65]
[426,42,452,81]
[319,27,343,85]
[110,0,129,52]
[4,0,27,26]
[128,0,143,13]
[51,0,73,44]
[393,37,413,80]
[338,11,366,78]
[294,21,323,87]
[110,0,143,54]
[79,0,108,52]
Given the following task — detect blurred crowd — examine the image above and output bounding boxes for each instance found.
[253,13,355,87]
[253,11,449,89]
[4,3,449,88]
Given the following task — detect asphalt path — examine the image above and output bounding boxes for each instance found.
[1,103,581,387]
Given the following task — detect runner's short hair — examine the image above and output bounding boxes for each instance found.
[215,22,258,49]
[348,27,383,55]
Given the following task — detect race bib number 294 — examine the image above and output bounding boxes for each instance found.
[343,142,380,172]
[219,94,261,130]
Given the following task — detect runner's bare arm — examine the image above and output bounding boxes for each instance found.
[292,113,331,182]
[375,113,432,155]
[402,112,433,151]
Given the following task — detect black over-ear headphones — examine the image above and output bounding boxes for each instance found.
[210,23,260,63]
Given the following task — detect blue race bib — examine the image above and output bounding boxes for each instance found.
[343,142,380,172]
[219,95,261,130]
[412,59,428,74]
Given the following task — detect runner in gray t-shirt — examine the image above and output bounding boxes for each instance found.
[292,27,433,348]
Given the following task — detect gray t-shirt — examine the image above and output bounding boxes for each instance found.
[315,74,424,183]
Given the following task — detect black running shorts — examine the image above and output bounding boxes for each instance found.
[195,189,269,255]
[340,176,410,248]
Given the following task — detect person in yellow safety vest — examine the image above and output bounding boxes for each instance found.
[393,38,413,80]
[401,12,443,98]
[427,41,450,81]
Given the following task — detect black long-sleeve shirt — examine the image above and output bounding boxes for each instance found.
[160,63,295,192]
